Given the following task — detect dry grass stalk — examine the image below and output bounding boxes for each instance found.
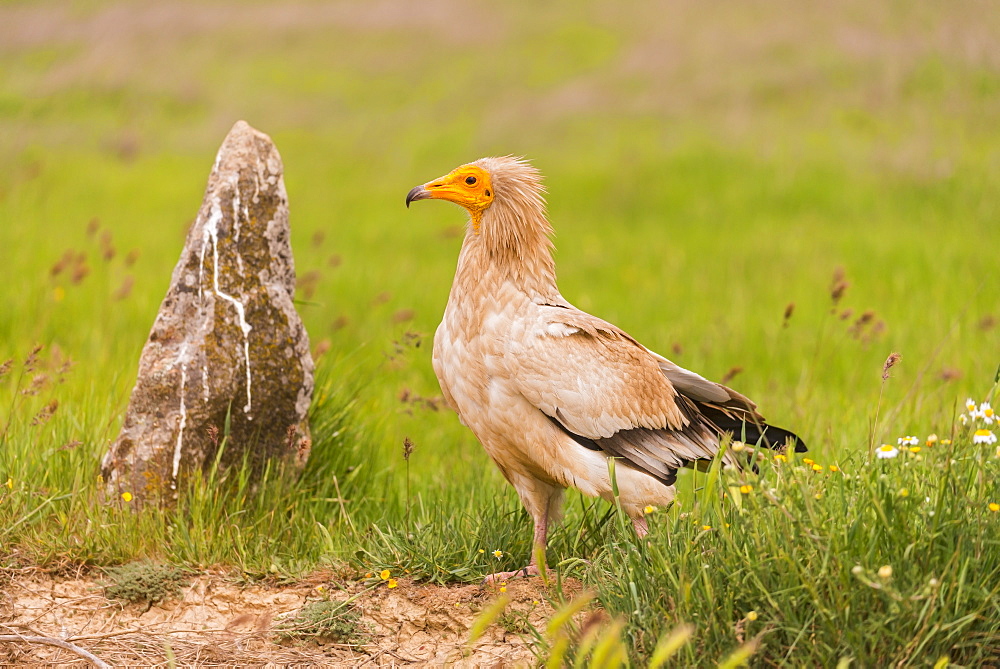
[0,634,110,668]
[869,351,902,454]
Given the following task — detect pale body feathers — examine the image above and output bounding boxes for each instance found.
[429,156,799,527]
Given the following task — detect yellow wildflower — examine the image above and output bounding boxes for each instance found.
[811,463,823,472]
[989,503,1000,513]
[739,484,752,494]
[644,505,655,514]
[908,446,921,454]
[701,525,712,531]
[940,439,952,446]
[499,586,507,593]
[898,488,909,498]
[380,569,390,580]
[5,478,11,489]
[829,465,840,472]
[387,579,398,589]
[774,454,787,463]
[746,610,758,622]
[121,492,133,502]
[478,549,485,554]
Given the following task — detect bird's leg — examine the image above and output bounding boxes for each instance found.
[632,515,649,539]
[484,511,548,584]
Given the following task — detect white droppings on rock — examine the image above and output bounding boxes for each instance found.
[233,186,242,243]
[172,342,189,486]
[233,183,247,275]
[203,191,254,417]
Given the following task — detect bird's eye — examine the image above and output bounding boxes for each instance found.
[465,176,477,185]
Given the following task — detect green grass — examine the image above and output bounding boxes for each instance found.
[597,427,1000,665]
[2,0,1000,665]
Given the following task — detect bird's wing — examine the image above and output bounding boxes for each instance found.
[649,353,731,404]
[507,306,727,485]
[647,349,805,452]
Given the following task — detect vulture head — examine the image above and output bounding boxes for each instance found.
[405,162,495,213]
[406,157,555,287]
[406,156,548,228]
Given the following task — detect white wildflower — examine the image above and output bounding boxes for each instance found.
[973,429,997,445]
[876,444,899,459]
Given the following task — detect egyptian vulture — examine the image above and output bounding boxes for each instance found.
[406,156,805,581]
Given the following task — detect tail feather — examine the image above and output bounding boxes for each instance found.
[698,404,807,453]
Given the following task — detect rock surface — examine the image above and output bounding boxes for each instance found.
[102,120,314,502]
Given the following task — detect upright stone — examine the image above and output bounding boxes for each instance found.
[102,121,314,503]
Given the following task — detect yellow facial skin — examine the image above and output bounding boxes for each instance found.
[406,165,494,231]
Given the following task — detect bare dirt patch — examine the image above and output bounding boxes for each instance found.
[0,567,580,666]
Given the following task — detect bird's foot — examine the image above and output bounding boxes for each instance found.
[483,565,541,585]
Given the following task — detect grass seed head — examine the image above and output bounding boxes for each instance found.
[783,302,795,326]
[882,352,902,380]
[23,344,43,372]
[830,267,849,307]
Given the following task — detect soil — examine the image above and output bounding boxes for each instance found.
[0,567,583,667]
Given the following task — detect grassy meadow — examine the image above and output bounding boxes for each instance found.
[2,0,999,664]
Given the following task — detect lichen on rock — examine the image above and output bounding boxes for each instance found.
[101,120,314,503]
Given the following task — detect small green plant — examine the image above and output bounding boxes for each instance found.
[275,600,368,645]
[103,560,189,606]
[497,608,533,635]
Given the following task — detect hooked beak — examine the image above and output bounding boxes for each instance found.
[405,185,431,208]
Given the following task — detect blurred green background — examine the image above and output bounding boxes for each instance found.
[2,0,998,488]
